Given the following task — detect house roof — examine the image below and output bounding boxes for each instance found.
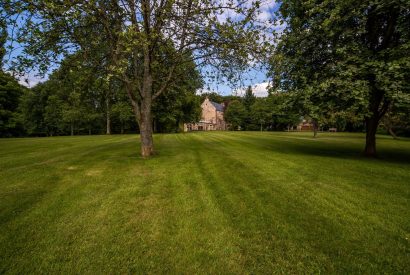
[210,101,224,112]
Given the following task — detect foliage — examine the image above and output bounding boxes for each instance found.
[243,86,256,111]
[223,92,301,131]
[6,49,202,137]
[43,95,63,136]
[382,101,410,137]
[199,92,224,104]
[224,99,246,130]
[112,101,133,134]
[0,71,25,136]
[3,0,268,156]
[0,16,6,66]
[271,0,410,155]
[248,98,270,130]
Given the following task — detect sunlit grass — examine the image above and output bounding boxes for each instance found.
[0,132,409,273]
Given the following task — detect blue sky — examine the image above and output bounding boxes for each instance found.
[201,67,270,97]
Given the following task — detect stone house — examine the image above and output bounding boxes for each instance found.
[296,119,314,131]
[184,97,227,131]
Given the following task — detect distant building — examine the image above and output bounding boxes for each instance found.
[184,97,227,131]
[296,119,314,131]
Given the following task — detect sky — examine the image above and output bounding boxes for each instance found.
[4,0,282,97]
[205,0,280,97]
[198,72,271,97]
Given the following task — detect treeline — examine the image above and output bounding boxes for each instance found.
[221,87,409,135]
[223,88,300,131]
[0,54,202,137]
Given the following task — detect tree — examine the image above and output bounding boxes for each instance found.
[267,92,300,131]
[250,98,271,131]
[5,0,267,157]
[0,72,25,136]
[44,95,63,136]
[112,101,133,134]
[0,18,26,137]
[0,16,7,66]
[225,100,246,130]
[242,85,257,129]
[381,101,410,138]
[271,0,410,156]
[243,86,256,110]
[61,92,84,136]
[199,92,224,104]
[153,57,202,132]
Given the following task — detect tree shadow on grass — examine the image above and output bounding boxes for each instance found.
[263,138,410,165]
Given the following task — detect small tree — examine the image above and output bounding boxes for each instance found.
[243,86,256,111]
[250,99,271,131]
[112,102,133,134]
[61,92,84,136]
[0,72,26,136]
[225,100,246,130]
[44,95,63,136]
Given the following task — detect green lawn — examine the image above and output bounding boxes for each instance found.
[0,132,409,274]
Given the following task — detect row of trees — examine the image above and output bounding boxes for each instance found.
[222,87,385,133]
[0,52,202,137]
[224,87,300,131]
[3,67,409,138]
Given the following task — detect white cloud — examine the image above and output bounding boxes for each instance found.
[257,1,278,21]
[196,88,219,95]
[4,71,45,88]
[232,82,270,97]
[11,73,48,88]
[16,73,45,88]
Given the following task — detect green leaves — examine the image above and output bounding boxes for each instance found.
[271,0,410,124]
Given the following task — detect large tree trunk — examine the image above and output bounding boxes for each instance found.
[364,115,379,157]
[139,97,154,157]
[312,120,318,138]
[125,83,154,157]
[363,84,389,157]
[106,97,111,135]
[137,50,155,157]
[70,123,74,136]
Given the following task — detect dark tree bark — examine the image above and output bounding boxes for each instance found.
[364,115,379,157]
[362,6,399,157]
[388,127,398,139]
[382,116,398,139]
[106,96,111,135]
[139,58,154,157]
[125,67,155,157]
[363,83,390,157]
[140,104,154,157]
[312,120,318,138]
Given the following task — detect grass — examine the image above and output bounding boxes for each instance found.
[0,132,409,274]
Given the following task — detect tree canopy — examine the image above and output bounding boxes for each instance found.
[3,0,268,156]
[270,0,410,156]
